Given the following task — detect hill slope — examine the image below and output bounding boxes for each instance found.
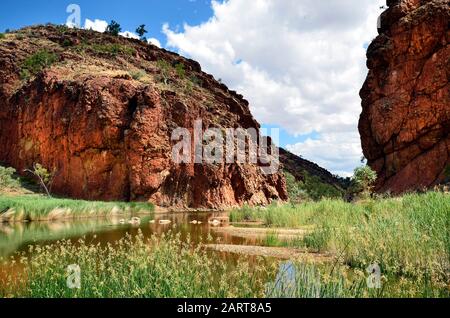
[279,148,348,200]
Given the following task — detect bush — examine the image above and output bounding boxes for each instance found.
[130,70,146,80]
[156,59,172,84]
[0,166,20,190]
[61,38,73,47]
[284,171,309,203]
[352,165,377,198]
[175,63,186,78]
[0,33,5,39]
[105,20,121,36]
[20,50,58,79]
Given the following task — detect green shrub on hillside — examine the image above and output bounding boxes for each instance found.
[156,59,172,85]
[284,170,344,202]
[284,171,309,203]
[302,173,343,200]
[130,69,146,80]
[20,50,58,79]
[0,33,5,39]
[175,63,186,78]
[0,166,20,190]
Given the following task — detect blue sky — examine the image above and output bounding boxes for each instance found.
[0,0,383,176]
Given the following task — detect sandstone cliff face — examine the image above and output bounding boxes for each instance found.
[359,0,450,194]
[0,26,287,209]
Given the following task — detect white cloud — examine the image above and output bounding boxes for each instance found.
[84,19,108,33]
[163,0,384,175]
[119,31,140,39]
[147,37,162,48]
[286,132,363,178]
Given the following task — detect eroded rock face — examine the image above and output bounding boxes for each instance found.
[359,0,450,194]
[0,26,287,209]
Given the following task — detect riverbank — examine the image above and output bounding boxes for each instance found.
[0,195,154,222]
[230,191,450,295]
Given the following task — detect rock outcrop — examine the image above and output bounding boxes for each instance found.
[359,0,449,194]
[0,25,287,209]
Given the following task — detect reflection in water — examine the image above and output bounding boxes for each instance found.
[0,212,259,259]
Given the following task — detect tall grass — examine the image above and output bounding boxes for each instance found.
[231,192,450,291]
[231,202,315,228]
[0,195,154,222]
[1,231,445,298]
[0,231,272,298]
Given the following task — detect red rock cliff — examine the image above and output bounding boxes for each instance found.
[0,26,287,209]
[359,0,450,194]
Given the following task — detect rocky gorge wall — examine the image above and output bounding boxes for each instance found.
[0,26,287,209]
[359,0,449,193]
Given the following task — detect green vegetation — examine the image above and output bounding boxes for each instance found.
[156,59,172,85]
[0,33,5,39]
[285,171,309,203]
[231,192,450,294]
[175,63,186,78]
[351,165,377,198]
[55,24,69,34]
[24,163,54,197]
[61,38,73,47]
[89,43,135,56]
[301,173,344,200]
[20,50,58,80]
[0,232,271,298]
[0,166,20,190]
[0,230,445,298]
[284,170,343,202]
[135,24,147,41]
[105,20,121,36]
[0,195,154,222]
[130,69,146,80]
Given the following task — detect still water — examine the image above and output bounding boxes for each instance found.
[0,212,262,259]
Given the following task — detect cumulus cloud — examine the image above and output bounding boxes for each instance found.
[84,19,108,33]
[163,0,384,175]
[147,37,162,48]
[286,132,363,178]
[119,31,140,39]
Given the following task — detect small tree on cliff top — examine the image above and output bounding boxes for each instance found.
[136,24,148,41]
[106,20,121,36]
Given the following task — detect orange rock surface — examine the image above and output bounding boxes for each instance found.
[0,26,287,209]
[359,0,449,193]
